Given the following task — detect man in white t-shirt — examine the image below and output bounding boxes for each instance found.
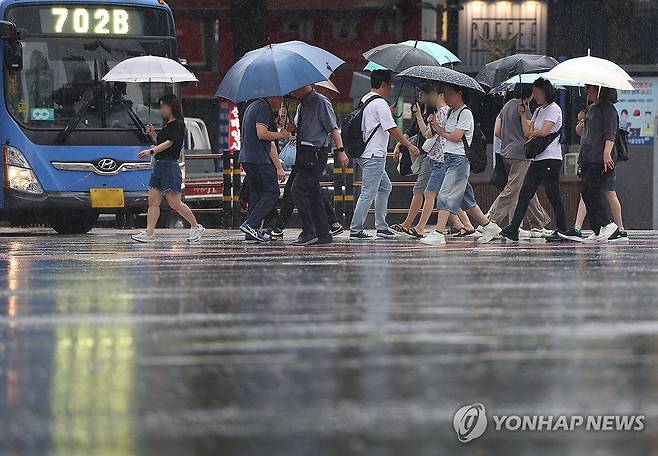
[350,70,420,240]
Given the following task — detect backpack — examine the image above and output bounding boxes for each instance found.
[343,94,384,158]
[448,106,487,174]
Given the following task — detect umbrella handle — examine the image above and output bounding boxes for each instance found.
[393,80,406,119]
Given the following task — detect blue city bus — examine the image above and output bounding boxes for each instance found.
[0,0,177,233]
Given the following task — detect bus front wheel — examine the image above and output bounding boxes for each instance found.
[48,211,99,234]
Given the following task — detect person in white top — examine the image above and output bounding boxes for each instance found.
[420,84,501,245]
[500,78,568,242]
[349,70,420,240]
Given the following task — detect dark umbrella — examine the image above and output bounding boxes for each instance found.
[397,65,485,93]
[362,43,440,73]
[475,54,558,89]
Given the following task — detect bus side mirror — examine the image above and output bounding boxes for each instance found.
[0,21,17,40]
[0,21,22,71]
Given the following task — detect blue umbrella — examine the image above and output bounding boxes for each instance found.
[215,41,345,103]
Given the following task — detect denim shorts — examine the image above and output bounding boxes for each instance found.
[413,154,433,193]
[149,159,182,193]
[603,168,616,191]
[425,160,446,194]
[436,153,477,214]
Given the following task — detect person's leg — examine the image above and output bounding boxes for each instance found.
[487,159,529,226]
[575,197,587,228]
[145,188,163,235]
[435,154,469,232]
[457,210,474,231]
[275,166,298,230]
[322,193,340,226]
[401,155,431,228]
[605,191,624,229]
[580,163,610,235]
[245,164,278,228]
[292,161,318,237]
[164,192,199,227]
[309,148,330,239]
[541,159,568,232]
[507,161,544,232]
[374,158,393,231]
[350,158,378,233]
[414,191,438,233]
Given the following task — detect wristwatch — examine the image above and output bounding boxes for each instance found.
[337,146,345,153]
[149,149,155,156]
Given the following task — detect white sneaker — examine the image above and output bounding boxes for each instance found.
[131,230,155,243]
[419,230,446,245]
[530,228,553,238]
[187,224,206,242]
[596,222,618,242]
[518,228,531,239]
[582,233,599,243]
[477,222,502,244]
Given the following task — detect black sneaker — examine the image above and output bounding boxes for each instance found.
[350,231,374,241]
[376,229,398,239]
[545,230,568,242]
[329,223,344,236]
[292,234,319,246]
[608,229,629,242]
[500,225,519,242]
[266,228,284,239]
[558,227,584,242]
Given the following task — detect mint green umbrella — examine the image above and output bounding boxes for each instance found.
[364,40,460,71]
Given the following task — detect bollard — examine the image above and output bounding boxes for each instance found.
[231,150,242,228]
[343,161,354,228]
[332,148,345,226]
[222,149,232,228]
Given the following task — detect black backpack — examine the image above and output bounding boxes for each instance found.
[343,94,384,158]
[448,106,487,174]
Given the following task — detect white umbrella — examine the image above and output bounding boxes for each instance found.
[102,55,197,122]
[544,53,634,91]
[102,55,198,83]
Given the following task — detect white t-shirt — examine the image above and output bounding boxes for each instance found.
[360,92,397,159]
[531,102,563,161]
[443,105,474,156]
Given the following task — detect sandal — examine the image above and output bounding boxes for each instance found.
[408,227,424,239]
[390,224,409,235]
[454,228,476,238]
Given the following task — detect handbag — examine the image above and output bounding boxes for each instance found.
[615,128,629,162]
[421,135,437,153]
[524,129,562,159]
[279,139,297,169]
[490,154,508,190]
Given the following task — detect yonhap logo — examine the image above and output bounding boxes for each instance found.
[453,403,488,443]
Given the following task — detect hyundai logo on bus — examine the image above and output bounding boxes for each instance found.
[453,403,645,443]
[96,158,119,172]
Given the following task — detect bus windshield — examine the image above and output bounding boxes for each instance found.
[4,6,176,131]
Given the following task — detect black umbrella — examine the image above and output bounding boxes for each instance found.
[362,43,440,73]
[475,54,558,89]
[397,66,485,93]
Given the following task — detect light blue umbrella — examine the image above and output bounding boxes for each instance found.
[215,41,345,103]
[364,40,460,71]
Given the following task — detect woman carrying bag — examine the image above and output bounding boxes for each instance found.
[500,78,568,242]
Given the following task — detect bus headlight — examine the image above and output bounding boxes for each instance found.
[3,145,44,194]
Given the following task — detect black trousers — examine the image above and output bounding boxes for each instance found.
[580,162,612,234]
[276,165,338,230]
[509,159,567,232]
[242,162,279,229]
[291,145,331,238]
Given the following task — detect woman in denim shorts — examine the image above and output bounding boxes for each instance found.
[131,94,205,243]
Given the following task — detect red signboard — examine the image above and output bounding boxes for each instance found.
[228,104,241,152]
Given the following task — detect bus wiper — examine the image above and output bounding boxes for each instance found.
[114,100,150,141]
[55,86,97,144]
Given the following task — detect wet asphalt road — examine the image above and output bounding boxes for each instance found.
[2,228,658,456]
